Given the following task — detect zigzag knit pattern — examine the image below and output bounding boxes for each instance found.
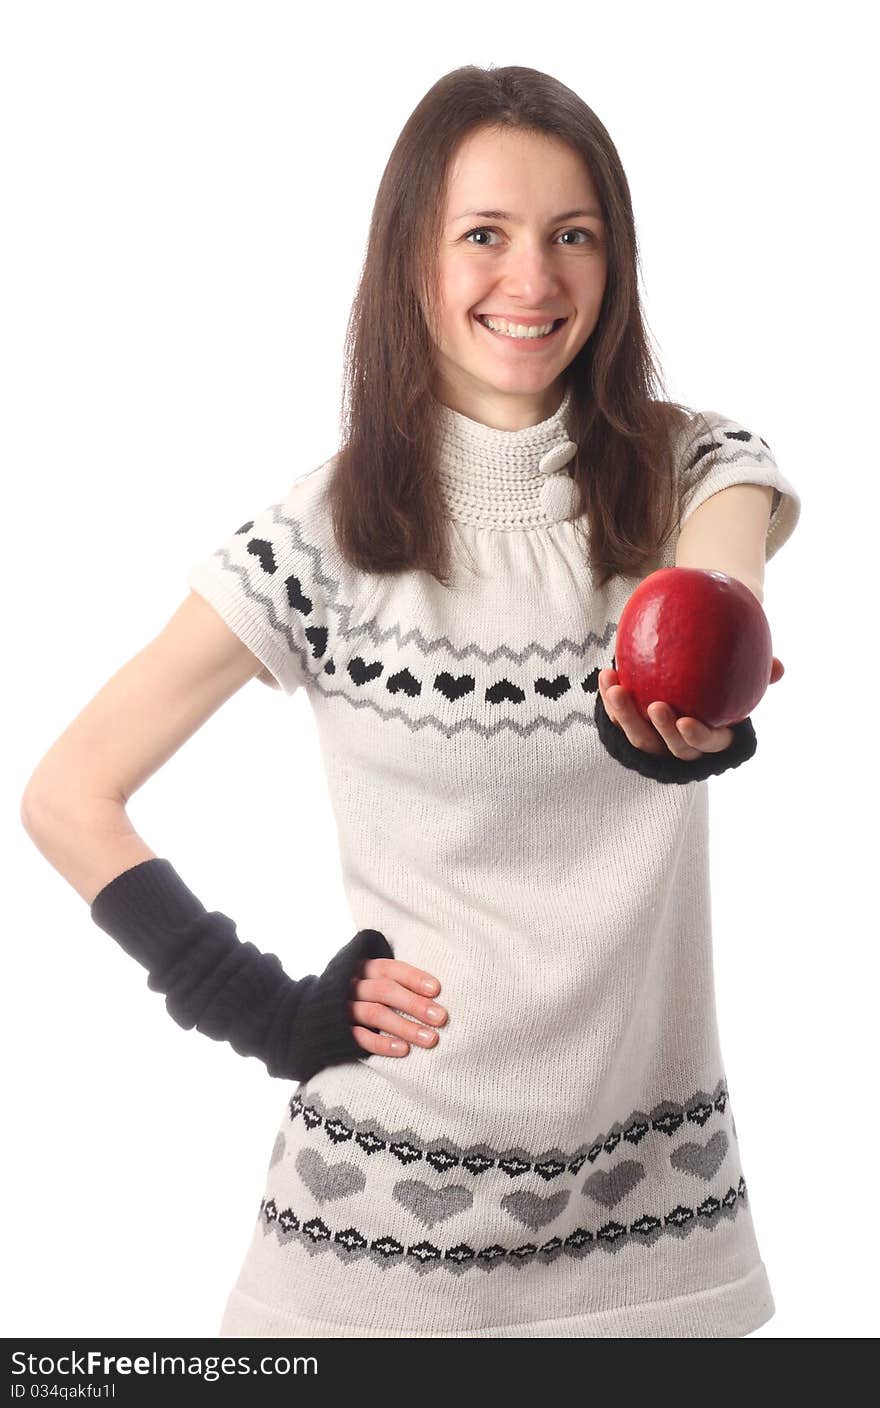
[252,1076,747,1278]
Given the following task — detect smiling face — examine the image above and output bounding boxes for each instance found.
[425,125,608,430]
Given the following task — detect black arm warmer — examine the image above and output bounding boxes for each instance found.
[89,858,394,1083]
[593,686,758,784]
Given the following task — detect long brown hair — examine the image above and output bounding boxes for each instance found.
[328,64,698,592]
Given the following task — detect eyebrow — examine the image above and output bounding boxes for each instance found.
[451,207,604,224]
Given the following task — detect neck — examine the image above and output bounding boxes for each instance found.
[432,380,580,532]
[432,376,568,434]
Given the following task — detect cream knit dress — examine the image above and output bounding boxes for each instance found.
[187,380,801,1338]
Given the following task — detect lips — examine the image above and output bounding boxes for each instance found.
[475,315,568,330]
[473,313,568,345]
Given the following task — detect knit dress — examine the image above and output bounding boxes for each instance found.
[186,379,801,1338]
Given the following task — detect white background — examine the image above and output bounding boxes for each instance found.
[3,0,876,1339]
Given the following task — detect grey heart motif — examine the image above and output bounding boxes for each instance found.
[393,1180,473,1228]
[670,1130,729,1181]
[295,1147,367,1204]
[269,1131,286,1168]
[583,1159,646,1208]
[501,1189,570,1231]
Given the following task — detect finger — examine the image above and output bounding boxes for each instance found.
[599,673,637,739]
[610,686,667,755]
[646,703,704,760]
[354,975,448,1027]
[350,1025,413,1058]
[351,1000,443,1051]
[674,716,735,753]
[366,957,443,998]
[597,669,622,728]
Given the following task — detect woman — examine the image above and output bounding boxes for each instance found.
[22,65,800,1337]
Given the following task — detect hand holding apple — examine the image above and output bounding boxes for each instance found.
[598,657,784,761]
[593,568,785,776]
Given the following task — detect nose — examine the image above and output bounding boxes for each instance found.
[495,240,565,304]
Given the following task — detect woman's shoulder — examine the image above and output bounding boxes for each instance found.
[670,406,801,560]
[674,406,777,464]
[185,451,370,696]
[276,451,341,538]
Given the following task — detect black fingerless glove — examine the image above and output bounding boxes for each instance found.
[593,686,757,784]
[90,858,394,1083]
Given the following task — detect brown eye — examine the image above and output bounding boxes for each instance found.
[464,228,497,245]
[463,227,597,247]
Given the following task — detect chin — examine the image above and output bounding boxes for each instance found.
[473,366,563,393]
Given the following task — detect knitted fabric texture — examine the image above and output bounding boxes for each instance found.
[90,857,394,1082]
[186,376,801,1338]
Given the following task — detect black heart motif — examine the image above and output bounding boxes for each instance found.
[304,625,328,659]
[247,537,276,574]
[347,656,384,686]
[435,671,474,701]
[285,575,313,616]
[386,668,422,698]
[535,674,571,700]
[486,678,526,705]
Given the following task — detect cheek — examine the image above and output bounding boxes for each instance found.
[438,255,488,313]
[572,268,607,324]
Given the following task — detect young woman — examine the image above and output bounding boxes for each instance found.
[22,65,800,1338]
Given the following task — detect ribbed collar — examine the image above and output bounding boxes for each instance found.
[434,380,581,531]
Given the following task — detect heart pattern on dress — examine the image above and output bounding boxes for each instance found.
[535,675,572,701]
[284,574,313,616]
[670,1130,729,1181]
[486,678,526,705]
[393,1180,473,1228]
[386,668,422,699]
[435,672,475,702]
[348,656,384,686]
[269,1131,286,1169]
[583,1159,646,1208]
[501,1188,570,1230]
[304,624,328,659]
[295,1147,367,1204]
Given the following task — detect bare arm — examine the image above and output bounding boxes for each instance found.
[19,590,445,1067]
[20,590,264,905]
[674,482,774,603]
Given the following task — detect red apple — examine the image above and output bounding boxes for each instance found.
[615,567,773,730]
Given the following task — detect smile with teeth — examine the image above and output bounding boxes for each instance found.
[475,314,567,341]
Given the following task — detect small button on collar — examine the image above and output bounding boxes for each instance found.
[538,438,579,520]
[538,439,578,477]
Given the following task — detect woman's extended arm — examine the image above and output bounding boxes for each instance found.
[593,484,779,783]
[674,482,774,603]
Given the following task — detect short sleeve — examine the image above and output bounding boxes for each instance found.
[186,468,335,696]
[677,409,802,562]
